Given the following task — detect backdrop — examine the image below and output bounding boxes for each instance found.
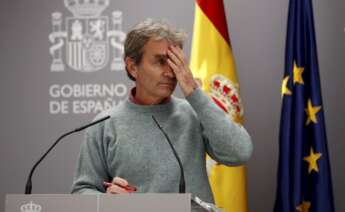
[0,0,344,211]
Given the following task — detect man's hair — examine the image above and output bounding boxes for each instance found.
[124,18,187,81]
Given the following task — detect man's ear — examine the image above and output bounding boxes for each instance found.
[125,57,138,79]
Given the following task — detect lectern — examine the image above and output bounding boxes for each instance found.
[6,194,217,212]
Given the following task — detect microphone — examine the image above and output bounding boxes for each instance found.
[151,116,186,193]
[24,115,111,194]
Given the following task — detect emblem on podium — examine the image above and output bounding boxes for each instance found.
[20,201,42,212]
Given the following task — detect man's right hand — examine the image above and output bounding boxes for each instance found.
[104,176,130,194]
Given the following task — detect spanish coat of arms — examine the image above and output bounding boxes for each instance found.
[49,0,126,72]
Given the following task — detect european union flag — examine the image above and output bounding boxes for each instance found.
[274,0,335,211]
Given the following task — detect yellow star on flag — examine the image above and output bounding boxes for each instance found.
[293,62,305,84]
[281,76,292,97]
[304,147,322,174]
[305,99,321,125]
[296,200,311,212]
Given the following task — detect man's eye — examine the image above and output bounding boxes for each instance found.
[158,58,166,65]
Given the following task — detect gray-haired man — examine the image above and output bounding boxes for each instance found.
[71,19,253,203]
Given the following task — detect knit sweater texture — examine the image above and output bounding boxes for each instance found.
[71,88,253,203]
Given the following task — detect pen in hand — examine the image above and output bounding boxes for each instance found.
[103,181,137,193]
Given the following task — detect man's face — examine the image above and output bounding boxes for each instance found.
[128,38,177,104]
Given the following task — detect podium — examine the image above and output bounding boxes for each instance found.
[5,194,215,212]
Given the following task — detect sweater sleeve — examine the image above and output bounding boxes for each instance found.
[185,88,253,166]
[71,122,110,194]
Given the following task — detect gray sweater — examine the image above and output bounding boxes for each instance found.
[71,88,253,203]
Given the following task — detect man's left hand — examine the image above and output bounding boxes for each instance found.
[167,45,199,97]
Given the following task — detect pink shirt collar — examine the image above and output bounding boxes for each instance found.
[129,87,171,105]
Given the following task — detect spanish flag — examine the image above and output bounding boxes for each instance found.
[190,0,248,211]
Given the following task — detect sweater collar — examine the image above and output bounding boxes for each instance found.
[129,87,171,105]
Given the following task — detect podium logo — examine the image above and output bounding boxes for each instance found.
[20,201,42,212]
[49,0,126,72]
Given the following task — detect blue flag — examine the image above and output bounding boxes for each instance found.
[274,0,335,211]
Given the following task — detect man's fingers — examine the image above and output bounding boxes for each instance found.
[167,49,183,67]
[112,176,129,187]
[106,184,129,194]
[167,58,181,75]
[169,45,186,64]
[168,46,194,77]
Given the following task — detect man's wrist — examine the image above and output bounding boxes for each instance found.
[183,80,199,97]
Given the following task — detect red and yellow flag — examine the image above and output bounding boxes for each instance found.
[190,0,248,211]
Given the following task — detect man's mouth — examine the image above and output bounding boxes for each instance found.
[158,82,176,88]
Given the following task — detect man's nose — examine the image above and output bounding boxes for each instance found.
[163,66,176,79]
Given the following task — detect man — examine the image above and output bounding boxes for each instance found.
[71,19,253,203]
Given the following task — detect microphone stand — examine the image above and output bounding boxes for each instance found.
[152,116,186,193]
[24,115,110,194]
[152,116,222,212]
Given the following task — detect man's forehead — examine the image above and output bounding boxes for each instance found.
[143,39,172,58]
